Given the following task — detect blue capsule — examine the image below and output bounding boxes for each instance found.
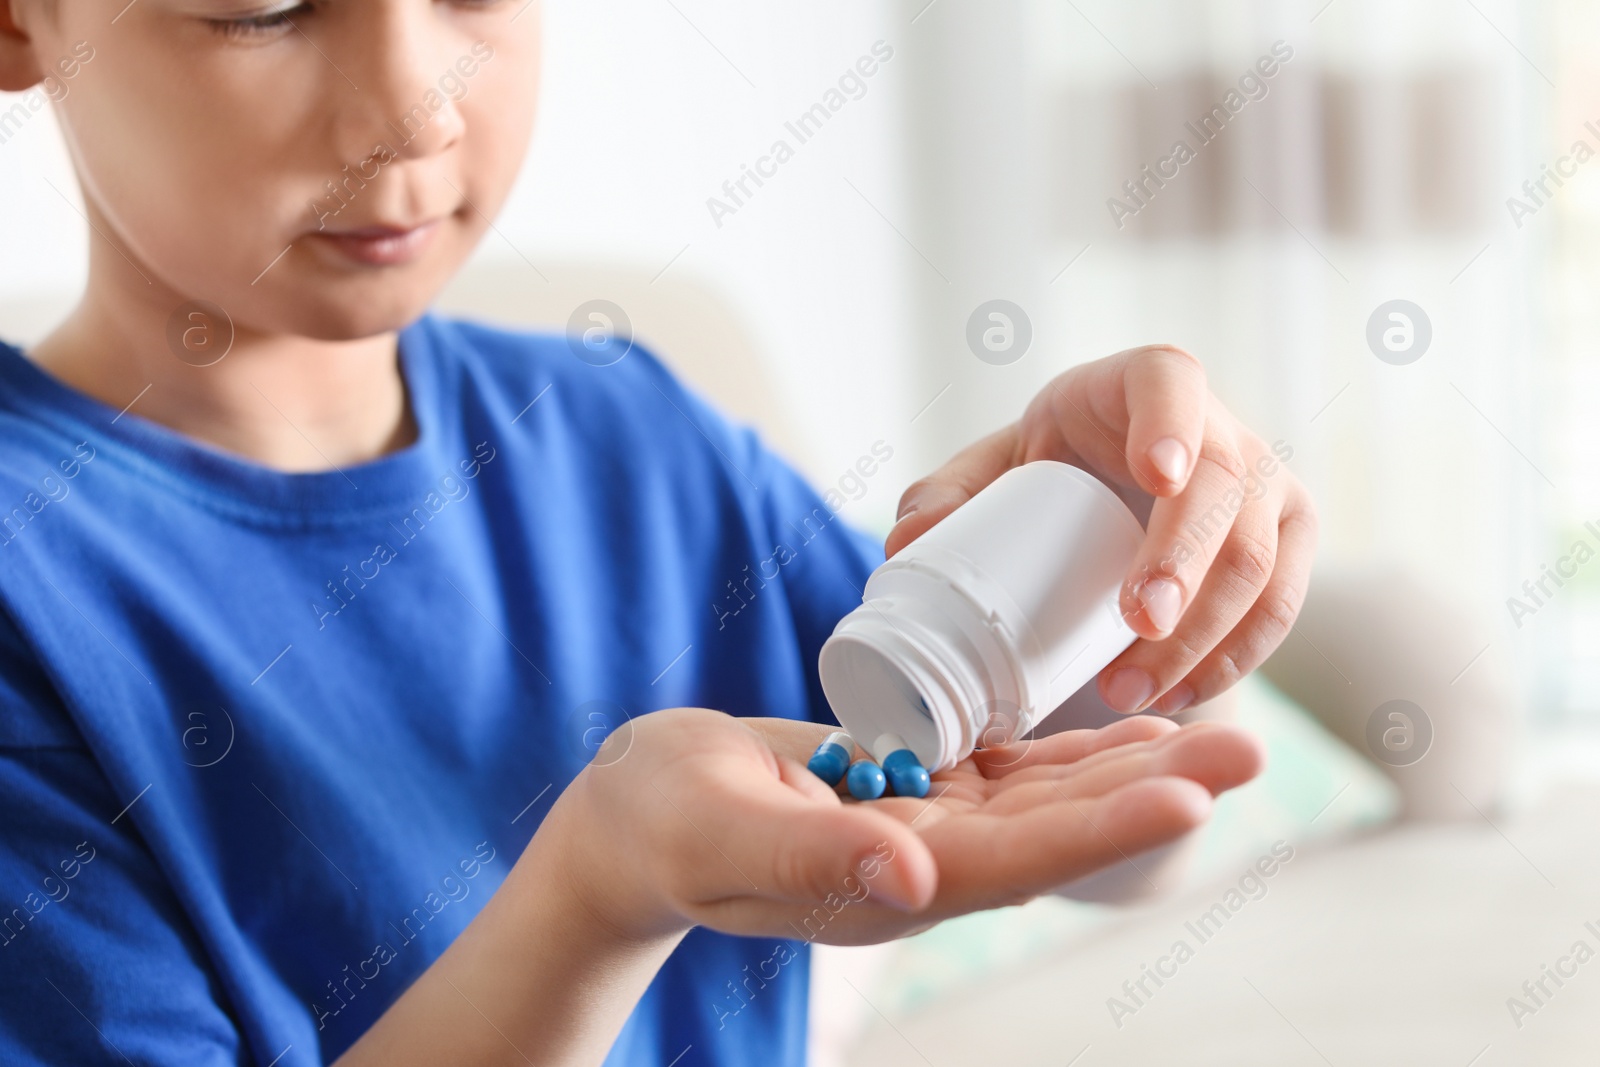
[806,731,853,787]
[882,749,930,799]
[845,760,887,800]
[867,733,931,799]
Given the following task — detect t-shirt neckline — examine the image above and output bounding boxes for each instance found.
[0,315,449,526]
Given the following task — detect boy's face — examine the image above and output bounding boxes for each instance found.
[8,0,540,340]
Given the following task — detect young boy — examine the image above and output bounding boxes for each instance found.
[0,2,1314,1065]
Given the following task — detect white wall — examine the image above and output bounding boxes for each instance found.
[0,0,918,531]
[511,0,915,527]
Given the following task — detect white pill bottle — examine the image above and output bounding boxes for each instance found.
[819,460,1145,772]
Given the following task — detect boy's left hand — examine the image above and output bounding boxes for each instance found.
[886,345,1317,716]
[562,709,1263,945]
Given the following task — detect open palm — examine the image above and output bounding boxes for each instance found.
[567,708,1264,945]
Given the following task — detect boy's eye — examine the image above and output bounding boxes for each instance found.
[205,2,314,39]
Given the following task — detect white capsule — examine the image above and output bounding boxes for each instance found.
[870,732,910,764]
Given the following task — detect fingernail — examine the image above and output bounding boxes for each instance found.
[1104,668,1156,713]
[1148,437,1190,484]
[1138,577,1183,633]
[1158,684,1195,715]
[871,882,917,912]
[860,855,918,912]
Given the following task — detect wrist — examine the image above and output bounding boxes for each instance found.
[332,777,687,1067]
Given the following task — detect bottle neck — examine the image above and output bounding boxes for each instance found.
[819,593,997,772]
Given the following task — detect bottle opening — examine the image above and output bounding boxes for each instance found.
[817,633,948,770]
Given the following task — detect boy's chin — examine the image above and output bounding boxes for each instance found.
[267,284,442,343]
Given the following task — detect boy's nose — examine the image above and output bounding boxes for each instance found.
[339,6,467,161]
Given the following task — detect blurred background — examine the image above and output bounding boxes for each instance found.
[5,0,1600,1062]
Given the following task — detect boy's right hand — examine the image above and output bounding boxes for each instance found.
[546,707,1263,944]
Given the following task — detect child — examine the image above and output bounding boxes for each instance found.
[0,2,1314,1065]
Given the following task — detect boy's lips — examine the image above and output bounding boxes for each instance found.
[310,220,442,266]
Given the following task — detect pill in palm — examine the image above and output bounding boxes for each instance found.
[806,731,853,787]
[871,733,930,799]
[845,759,887,800]
[881,749,930,799]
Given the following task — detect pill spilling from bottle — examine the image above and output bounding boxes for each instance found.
[806,731,930,800]
[880,749,931,799]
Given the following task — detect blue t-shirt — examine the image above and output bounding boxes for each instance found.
[0,315,883,1066]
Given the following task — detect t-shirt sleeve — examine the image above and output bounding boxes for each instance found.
[0,612,244,1066]
[750,445,885,728]
[622,345,890,728]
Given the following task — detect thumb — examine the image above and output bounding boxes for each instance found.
[703,763,937,911]
[885,425,1020,558]
[778,805,935,913]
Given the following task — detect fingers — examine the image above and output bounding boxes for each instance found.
[980,723,1266,817]
[1114,412,1255,644]
[884,424,1020,558]
[886,345,1205,559]
[921,776,1214,912]
[1163,487,1317,708]
[1119,346,1208,496]
[970,714,1177,778]
[776,753,845,804]
[1103,481,1283,713]
[743,718,850,766]
[671,762,937,912]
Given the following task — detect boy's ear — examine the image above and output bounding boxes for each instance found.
[0,1,48,94]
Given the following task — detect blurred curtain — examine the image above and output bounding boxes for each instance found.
[898,0,1568,717]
